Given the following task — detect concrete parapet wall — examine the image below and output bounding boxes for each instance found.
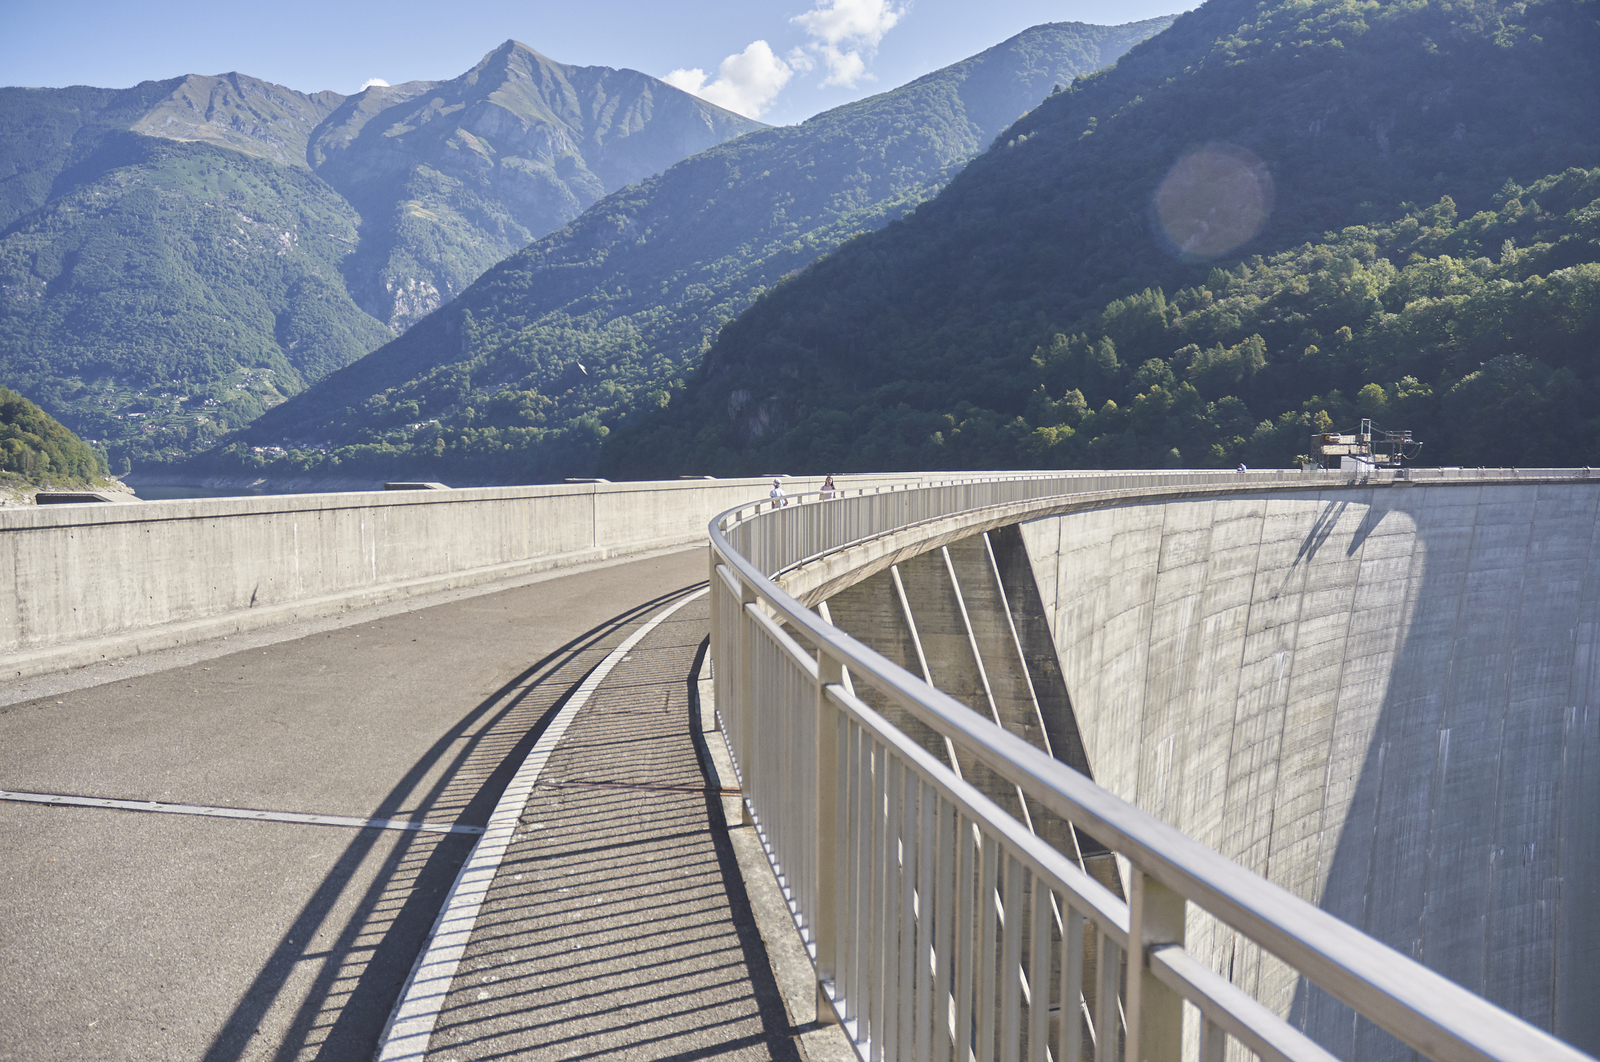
[1018,482,1600,1056]
[1,473,932,679]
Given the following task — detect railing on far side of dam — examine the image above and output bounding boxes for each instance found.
[707,469,1596,1062]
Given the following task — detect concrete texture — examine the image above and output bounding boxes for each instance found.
[1017,482,1600,1058]
[0,548,707,1061]
[1,473,945,680]
[820,533,1119,897]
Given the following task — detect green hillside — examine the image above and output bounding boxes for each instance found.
[192,18,1174,486]
[0,385,109,486]
[600,0,1600,476]
[309,42,766,331]
[0,134,393,469]
[0,45,763,474]
[1,82,178,230]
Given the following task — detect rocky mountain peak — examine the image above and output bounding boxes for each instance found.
[128,72,344,169]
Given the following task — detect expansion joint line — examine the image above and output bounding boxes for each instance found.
[0,789,484,835]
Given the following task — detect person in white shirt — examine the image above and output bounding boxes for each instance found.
[820,475,837,500]
[769,479,787,507]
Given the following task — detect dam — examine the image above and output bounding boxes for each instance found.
[796,480,1600,1059]
[3,469,1596,1061]
[1018,486,1600,1055]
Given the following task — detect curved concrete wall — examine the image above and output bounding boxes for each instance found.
[0,473,937,679]
[1019,482,1600,1057]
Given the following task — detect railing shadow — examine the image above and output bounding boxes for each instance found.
[200,583,702,1062]
[413,617,805,1061]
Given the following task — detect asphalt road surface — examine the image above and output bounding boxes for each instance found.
[0,548,708,1062]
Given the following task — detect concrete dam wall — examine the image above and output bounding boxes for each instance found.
[1017,482,1600,1057]
[0,473,936,680]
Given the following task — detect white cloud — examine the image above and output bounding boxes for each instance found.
[359,78,390,91]
[792,0,904,47]
[663,40,794,119]
[814,45,867,88]
[791,0,907,87]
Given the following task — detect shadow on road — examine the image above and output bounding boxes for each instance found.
[201,582,704,1062]
[413,609,805,1061]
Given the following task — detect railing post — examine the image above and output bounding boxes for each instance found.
[814,647,844,1023]
[738,578,759,827]
[1127,870,1185,1062]
[708,545,722,706]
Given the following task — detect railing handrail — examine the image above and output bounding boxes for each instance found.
[708,469,1595,1062]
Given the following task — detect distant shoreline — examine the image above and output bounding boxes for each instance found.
[122,471,390,497]
[121,469,555,497]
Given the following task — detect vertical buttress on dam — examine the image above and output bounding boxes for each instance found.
[822,482,1600,1059]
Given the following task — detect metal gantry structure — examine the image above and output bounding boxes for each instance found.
[1312,419,1423,470]
[706,468,1594,1062]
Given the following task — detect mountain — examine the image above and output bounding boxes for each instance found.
[598,0,1600,477]
[309,42,766,331]
[190,18,1175,487]
[0,43,763,472]
[0,132,391,470]
[129,73,347,169]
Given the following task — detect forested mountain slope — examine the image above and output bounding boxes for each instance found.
[0,74,345,230]
[0,385,111,494]
[600,0,1600,476]
[0,134,392,470]
[0,44,761,472]
[309,41,765,331]
[195,18,1173,486]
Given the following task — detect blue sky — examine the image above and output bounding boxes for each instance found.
[1,0,1194,126]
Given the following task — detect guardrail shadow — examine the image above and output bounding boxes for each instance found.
[201,583,704,1062]
[411,609,804,1061]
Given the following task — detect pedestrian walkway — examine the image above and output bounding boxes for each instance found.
[387,594,820,1061]
[0,548,847,1061]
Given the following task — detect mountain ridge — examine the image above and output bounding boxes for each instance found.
[0,41,766,470]
[129,71,346,169]
[597,0,1600,477]
[309,40,767,330]
[190,18,1176,487]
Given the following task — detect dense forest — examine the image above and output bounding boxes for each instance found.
[0,386,109,485]
[617,171,1600,472]
[600,0,1600,477]
[189,19,1174,486]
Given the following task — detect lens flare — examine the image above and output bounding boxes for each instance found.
[1153,143,1274,259]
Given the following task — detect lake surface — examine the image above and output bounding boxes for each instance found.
[130,485,270,500]
[129,482,380,500]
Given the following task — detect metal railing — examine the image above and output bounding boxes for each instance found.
[707,469,1594,1062]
